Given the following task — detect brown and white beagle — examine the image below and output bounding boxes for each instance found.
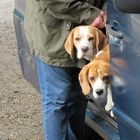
[65,25,107,61]
[79,45,114,117]
[65,25,114,117]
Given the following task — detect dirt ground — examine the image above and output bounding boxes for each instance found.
[0,0,43,139]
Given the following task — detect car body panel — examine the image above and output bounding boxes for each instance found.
[107,0,140,139]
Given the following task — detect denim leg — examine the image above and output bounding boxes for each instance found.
[35,57,87,140]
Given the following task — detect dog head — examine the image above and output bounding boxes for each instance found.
[79,59,111,99]
[65,25,107,60]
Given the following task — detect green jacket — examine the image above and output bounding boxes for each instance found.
[24,0,105,67]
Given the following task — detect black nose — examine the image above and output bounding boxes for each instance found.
[81,46,89,52]
[95,89,103,95]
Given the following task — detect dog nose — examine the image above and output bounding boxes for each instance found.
[95,89,103,95]
[81,46,89,52]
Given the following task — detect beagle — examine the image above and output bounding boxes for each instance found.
[79,45,114,117]
[65,25,107,61]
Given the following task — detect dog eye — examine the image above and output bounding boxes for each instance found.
[89,76,95,81]
[75,37,80,41]
[103,76,110,81]
[88,37,94,41]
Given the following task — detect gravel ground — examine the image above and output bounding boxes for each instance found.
[0,0,43,139]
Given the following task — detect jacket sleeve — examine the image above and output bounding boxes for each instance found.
[45,0,101,24]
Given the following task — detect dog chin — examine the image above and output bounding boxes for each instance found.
[77,51,92,60]
[92,93,99,99]
[77,53,84,59]
[83,56,91,61]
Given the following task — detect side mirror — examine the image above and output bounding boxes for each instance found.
[113,0,140,13]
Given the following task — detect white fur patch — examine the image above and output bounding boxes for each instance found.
[95,50,103,57]
[105,84,114,111]
[92,77,106,99]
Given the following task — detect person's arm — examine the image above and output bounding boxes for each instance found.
[45,0,101,24]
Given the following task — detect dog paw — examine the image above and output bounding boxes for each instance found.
[105,104,112,111]
[105,102,114,112]
[110,110,114,118]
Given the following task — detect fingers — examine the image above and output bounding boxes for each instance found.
[91,10,107,28]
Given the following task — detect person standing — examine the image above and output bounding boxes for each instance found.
[24,0,106,140]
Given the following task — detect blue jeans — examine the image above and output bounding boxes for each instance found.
[35,57,87,140]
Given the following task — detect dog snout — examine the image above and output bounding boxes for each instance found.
[81,46,89,53]
[95,89,103,95]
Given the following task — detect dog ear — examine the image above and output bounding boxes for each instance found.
[64,29,74,59]
[79,65,91,95]
[95,29,107,52]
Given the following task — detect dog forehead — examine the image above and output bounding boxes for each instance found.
[88,61,110,78]
[88,64,98,77]
[80,26,88,35]
[73,26,88,37]
[74,26,95,38]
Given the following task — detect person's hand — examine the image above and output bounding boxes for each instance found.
[91,10,107,29]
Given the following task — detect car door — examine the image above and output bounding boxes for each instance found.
[107,0,140,139]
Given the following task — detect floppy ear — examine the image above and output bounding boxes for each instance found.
[95,29,107,52]
[64,29,75,59]
[79,65,91,95]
